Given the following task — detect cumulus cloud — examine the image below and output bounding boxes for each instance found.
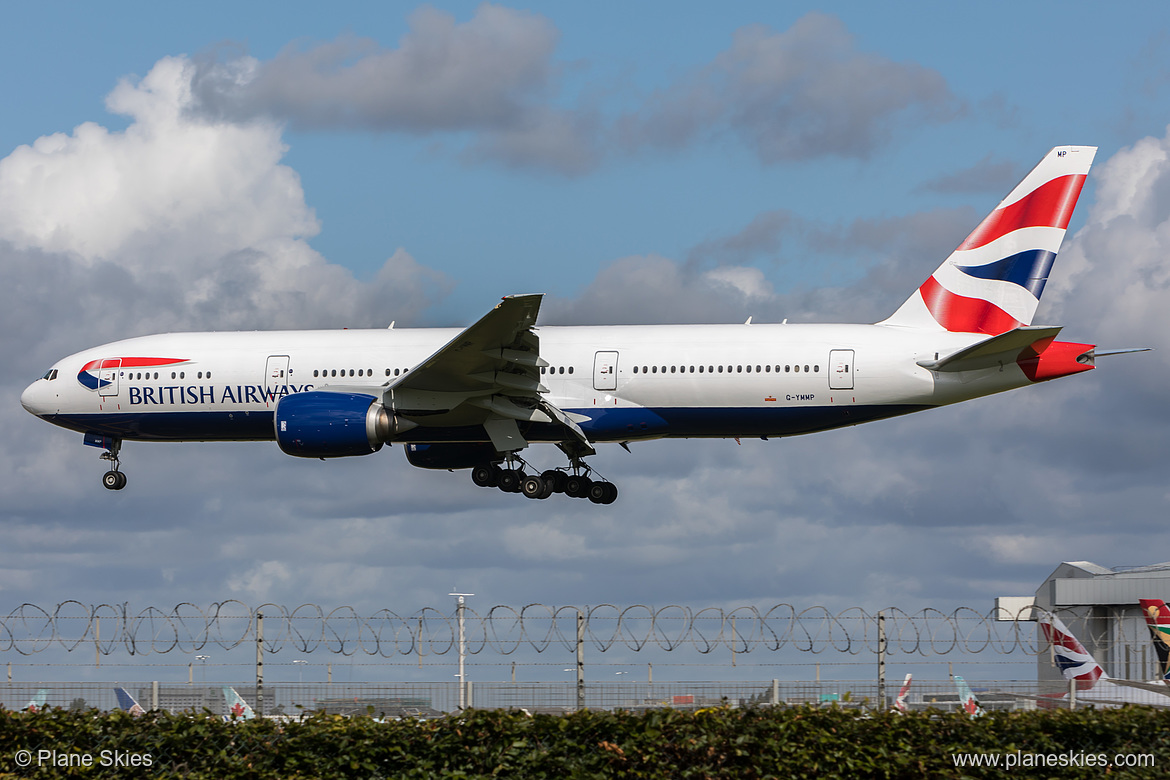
[0,55,452,337]
[182,10,955,176]
[618,13,956,163]
[188,6,598,175]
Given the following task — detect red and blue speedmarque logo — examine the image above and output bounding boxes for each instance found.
[77,358,189,391]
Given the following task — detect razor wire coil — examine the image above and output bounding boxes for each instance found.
[0,601,1089,658]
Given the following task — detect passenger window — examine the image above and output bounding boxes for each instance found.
[804,365,810,373]
[699,366,704,373]
[670,366,676,373]
[652,366,657,374]
[718,366,723,373]
[814,365,819,373]
[568,367,574,374]
[794,365,800,373]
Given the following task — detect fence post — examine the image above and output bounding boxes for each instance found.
[877,610,887,708]
[256,611,264,718]
[576,609,585,712]
[151,681,158,711]
[771,679,779,706]
[1069,678,1076,711]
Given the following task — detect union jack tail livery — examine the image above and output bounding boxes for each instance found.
[1040,613,1106,691]
[1140,599,1170,681]
[883,146,1096,335]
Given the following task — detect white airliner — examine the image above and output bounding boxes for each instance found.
[21,146,1139,501]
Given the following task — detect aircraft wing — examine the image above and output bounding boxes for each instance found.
[918,326,1063,372]
[1107,678,1170,698]
[384,294,594,455]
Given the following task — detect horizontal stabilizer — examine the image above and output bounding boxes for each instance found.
[918,326,1062,372]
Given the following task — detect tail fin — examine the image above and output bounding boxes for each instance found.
[114,687,145,716]
[882,146,1096,334]
[953,675,985,717]
[222,686,255,720]
[24,689,47,712]
[1039,612,1106,690]
[1140,598,1170,680]
[893,673,912,712]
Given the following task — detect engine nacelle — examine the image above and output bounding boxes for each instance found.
[404,442,501,470]
[275,392,408,458]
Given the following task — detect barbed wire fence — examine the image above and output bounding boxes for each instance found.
[4,601,1154,715]
[0,600,1092,658]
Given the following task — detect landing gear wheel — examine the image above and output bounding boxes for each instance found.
[102,470,126,491]
[588,481,617,504]
[497,469,524,493]
[471,465,498,488]
[521,475,547,499]
[564,475,592,498]
[541,470,567,493]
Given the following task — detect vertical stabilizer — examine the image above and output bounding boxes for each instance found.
[1040,613,1106,690]
[1140,599,1170,680]
[953,675,985,717]
[223,686,256,720]
[882,146,1096,334]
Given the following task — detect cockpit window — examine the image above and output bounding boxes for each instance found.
[42,369,58,381]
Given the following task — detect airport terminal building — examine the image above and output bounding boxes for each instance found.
[1025,561,1170,685]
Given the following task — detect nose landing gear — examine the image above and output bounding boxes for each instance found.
[99,440,126,491]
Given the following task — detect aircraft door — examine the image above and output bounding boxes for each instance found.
[264,355,291,407]
[98,358,121,397]
[593,351,619,392]
[828,349,854,390]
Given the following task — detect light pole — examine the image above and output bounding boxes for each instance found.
[196,655,209,684]
[449,592,474,710]
[293,659,307,683]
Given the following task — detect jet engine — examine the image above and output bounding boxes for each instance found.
[274,392,411,458]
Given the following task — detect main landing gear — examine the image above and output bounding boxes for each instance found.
[100,440,127,491]
[471,456,618,504]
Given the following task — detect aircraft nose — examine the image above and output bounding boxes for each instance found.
[21,380,49,417]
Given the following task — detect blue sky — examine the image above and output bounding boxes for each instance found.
[2,2,1170,682]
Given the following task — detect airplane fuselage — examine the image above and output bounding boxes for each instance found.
[23,322,1052,446]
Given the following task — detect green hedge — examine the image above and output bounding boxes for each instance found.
[1,705,1168,779]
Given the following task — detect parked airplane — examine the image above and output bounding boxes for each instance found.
[24,689,48,712]
[1139,598,1170,681]
[223,686,255,720]
[892,673,912,712]
[114,686,145,715]
[1038,613,1170,707]
[21,146,1139,500]
[953,675,985,717]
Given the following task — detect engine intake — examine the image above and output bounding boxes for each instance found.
[275,392,412,458]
